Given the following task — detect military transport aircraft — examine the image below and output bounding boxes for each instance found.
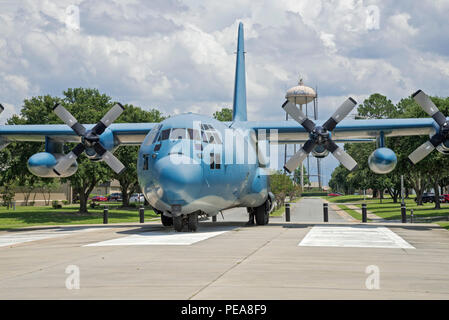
[0,23,448,231]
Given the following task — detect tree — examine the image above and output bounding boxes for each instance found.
[213,108,233,121]
[293,165,310,186]
[269,171,297,209]
[35,179,60,206]
[357,93,397,119]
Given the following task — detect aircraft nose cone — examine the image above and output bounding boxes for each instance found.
[154,155,202,203]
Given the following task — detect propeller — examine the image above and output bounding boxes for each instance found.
[282,98,358,173]
[408,90,449,164]
[52,103,126,175]
[0,103,4,115]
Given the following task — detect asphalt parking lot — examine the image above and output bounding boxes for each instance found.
[0,206,448,299]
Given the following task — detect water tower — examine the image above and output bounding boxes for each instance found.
[284,77,322,189]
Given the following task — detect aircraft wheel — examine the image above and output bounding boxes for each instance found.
[173,215,184,232]
[188,213,199,231]
[161,214,173,227]
[255,201,270,226]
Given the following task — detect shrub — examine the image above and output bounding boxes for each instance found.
[52,200,62,209]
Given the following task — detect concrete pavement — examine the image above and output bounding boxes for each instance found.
[218,197,350,223]
[0,217,448,299]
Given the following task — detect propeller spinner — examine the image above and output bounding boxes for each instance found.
[52,103,126,175]
[408,90,449,164]
[282,98,358,173]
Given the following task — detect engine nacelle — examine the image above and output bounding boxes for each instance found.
[311,145,329,158]
[436,139,449,155]
[368,147,397,174]
[28,152,78,178]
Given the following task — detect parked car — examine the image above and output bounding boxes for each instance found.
[107,192,122,202]
[440,194,449,203]
[415,193,435,203]
[91,195,108,202]
[327,192,342,197]
[129,193,145,203]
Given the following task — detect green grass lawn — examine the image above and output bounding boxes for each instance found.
[324,195,449,223]
[270,197,302,217]
[0,204,159,230]
[438,222,449,230]
[270,205,285,217]
[337,204,371,222]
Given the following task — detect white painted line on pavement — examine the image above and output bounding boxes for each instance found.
[299,225,415,249]
[84,227,235,246]
[0,227,109,247]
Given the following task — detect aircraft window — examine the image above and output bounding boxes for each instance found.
[201,129,221,144]
[170,128,187,140]
[188,128,201,140]
[212,132,222,144]
[215,153,221,169]
[161,129,170,140]
[143,154,149,170]
[144,124,162,146]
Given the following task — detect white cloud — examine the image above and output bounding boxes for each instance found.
[1,0,449,180]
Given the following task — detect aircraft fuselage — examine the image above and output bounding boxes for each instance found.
[137,113,269,217]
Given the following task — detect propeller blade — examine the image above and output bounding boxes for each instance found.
[93,143,125,174]
[284,148,309,174]
[282,100,315,132]
[53,143,85,176]
[283,139,316,173]
[102,151,126,174]
[0,103,4,115]
[326,141,358,171]
[323,97,357,131]
[53,104,86,136]
[412,90,447,126]
[92,103,125,135]
[408,140,435,164]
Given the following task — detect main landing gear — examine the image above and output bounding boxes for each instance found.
[247,199,271,226]
[172,212,199,232]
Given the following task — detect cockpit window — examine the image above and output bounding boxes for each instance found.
[143,124,162,146]
[150,125,221,143]
[188,128,201,140]
[160,129,171,140]
[201,124,222,144]
[170,128,187,140]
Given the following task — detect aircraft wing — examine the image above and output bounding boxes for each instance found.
[0,123,156,146]
[244,118,440,143]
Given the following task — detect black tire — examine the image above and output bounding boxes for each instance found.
[255,201,269,225]
[188,213,199,231]
[173,216,184,232]
[161,214,173,227]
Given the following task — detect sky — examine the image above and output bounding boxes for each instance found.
[1,0,449,184]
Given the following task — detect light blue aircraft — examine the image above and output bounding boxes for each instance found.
[1,23,448,231]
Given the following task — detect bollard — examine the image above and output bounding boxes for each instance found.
[103,207,108,224]
[410,209,414,223]
[323,203,328,222]
[401,203,407,223]
[285,203,291,222]
[139,206,145,223]
[212,215,217,222]
[362,203,367,223]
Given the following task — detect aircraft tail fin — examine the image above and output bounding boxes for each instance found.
[232,22,247,121]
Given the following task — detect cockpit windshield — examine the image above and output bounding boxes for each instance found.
[152,124,222,144]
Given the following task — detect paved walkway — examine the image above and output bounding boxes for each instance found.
[289,198,350,222]
[216,197,354,222]
[218,197,352,223]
